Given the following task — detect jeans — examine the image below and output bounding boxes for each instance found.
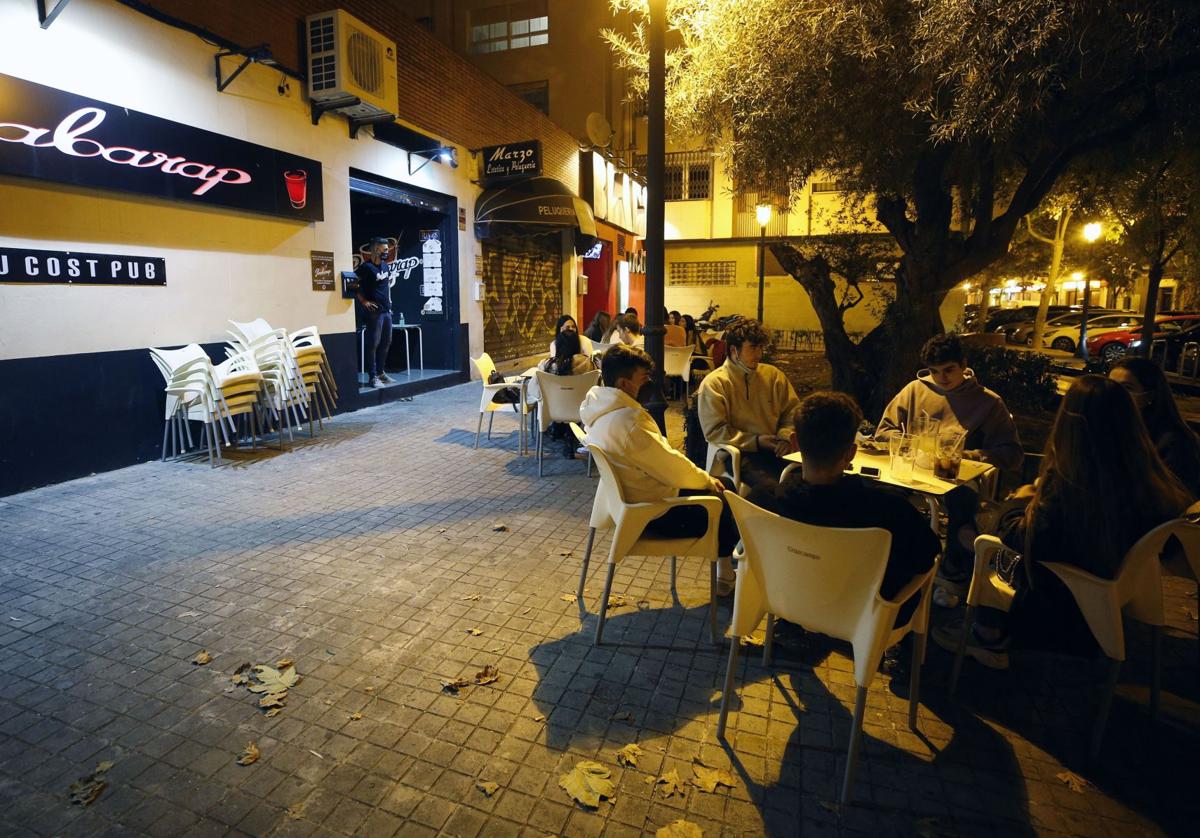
[366,310,392,377]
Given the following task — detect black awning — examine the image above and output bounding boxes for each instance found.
[475,176,598,254]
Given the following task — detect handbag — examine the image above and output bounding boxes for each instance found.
[487,369,520,404]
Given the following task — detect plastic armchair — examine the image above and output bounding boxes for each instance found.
[706,443,742,492]
[589,341,615,366]
[470,352,526,449]
[580,444,725,646]
[948,535,1018,694]
[569,422,593,478]
[662,346,694,400]
[533,370,600,476]
[719,493,936,806]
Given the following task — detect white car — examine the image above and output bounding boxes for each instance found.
[1042,313,1142,353]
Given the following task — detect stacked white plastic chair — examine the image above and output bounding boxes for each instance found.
[290,327,338,432]
[227,320,310,446]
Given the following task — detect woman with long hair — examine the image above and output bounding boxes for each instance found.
[532,331,594,457]
[937,375,1192,667]
[1110,357,1200,496]
[548,314,594,357]
[583,311,611,343]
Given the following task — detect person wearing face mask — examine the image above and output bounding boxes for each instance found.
[697,319,801,489]
[355,237,396,389]
[875,333,1023,593]
[547,314,594,358]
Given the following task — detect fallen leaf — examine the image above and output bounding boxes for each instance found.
[178,611,199,619]
[465,628,483,636]
[476,779,499,796]
[559,550,573,557]
[237,742,260,766]
[559,760,616,808]
[616,743,642,767]
[276,658,294,669]
[1056,770,1089,793]
[437,527,448,534]
[653,769,685,798]
[560,593,577,603]
[231,673,249,686]
[285,803,305,820]
[258,693,287,709]
[521,607,532,615]
[691,758,736,793]
[441,676,471,695]
[461,594,482,602]
[68,761,112,806]
[657,820,703,838]
[308,750,325,760]
[742,636,764,648]
[348,712,363,721]
[264,707,282,718]
[492,523,508,532]
[612,711,635,725]
[248,664,299,695]
[364,686,375,693]
[191,650,213,666]
[474,664,500,686]
[532,713,546,723]
[607,594,628,608]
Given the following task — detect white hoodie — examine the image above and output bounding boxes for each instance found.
[579,386,713,504]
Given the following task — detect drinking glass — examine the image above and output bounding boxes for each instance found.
[888,433,915,481]
[935,430,965,480]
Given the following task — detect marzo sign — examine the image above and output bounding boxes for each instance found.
[0,246,166,286]
[480,140,542,182]
[0,73,323,221]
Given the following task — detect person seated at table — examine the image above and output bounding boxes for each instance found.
[613,313,644,348]
[697,319,801,489]
[875,333,1022,590]
[547,314,594,358]
[580,345,738,591]
[665,309,688,347]
[625,307,639,317]
[934,375,1192,668]
[583,311,612,343]
[748,391,941,624]
[1109,357,1200,497]
[530,331,594,458]
[682,314,706,354]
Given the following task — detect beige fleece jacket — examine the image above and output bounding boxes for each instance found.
[697,359,801,452]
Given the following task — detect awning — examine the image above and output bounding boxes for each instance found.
[475,176,598,254]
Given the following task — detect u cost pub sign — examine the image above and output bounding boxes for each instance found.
[0,72,324,221]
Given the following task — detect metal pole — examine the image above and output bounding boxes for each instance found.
[757,225,766,322]
[643,0,668,433]
[1078,279,1092,362]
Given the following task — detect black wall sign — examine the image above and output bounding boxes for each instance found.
[480,140,542,182]
[0,73,324,222]
[0,246,166,285]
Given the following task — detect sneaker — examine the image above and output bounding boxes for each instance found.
[369,376,385,389]
[932,587,961,609]
[377,372,395,384]
[935,557,971,596]
[932,622,1010,670]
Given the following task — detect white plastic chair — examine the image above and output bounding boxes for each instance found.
[948,535,1018,694]
[470,353,526,449]
[590,341,616,365]
[719,493,936,806]
[533,370,600,476]
[663,346,694,400]
[706,443,742,493]
[569,422,593,478]
[580,445,724,646]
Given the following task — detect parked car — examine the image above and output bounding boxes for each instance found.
[1087,314,1200,364]
[1042,313,1143,353]
[1006,309,1126,345]
[984,305,1071,335]
[1130,319,1200,372]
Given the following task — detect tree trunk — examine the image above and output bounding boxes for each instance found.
[976,283,992,330]
[1031,209,1070,350]
[1136,262,1166,357]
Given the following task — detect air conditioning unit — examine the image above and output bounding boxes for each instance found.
[306,9,398,119]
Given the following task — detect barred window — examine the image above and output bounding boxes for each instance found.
[668,261,736,286]
[810,180,841,193]
[635,151,712,201]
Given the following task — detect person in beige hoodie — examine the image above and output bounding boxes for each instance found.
[580,345,738,591]
[697,319,802,489]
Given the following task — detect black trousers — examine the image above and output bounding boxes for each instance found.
[642,488,739,558]
[940,484,980,572]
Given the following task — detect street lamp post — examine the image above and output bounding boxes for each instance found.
[1077,222,1102,362]
[756,204,772,323]
[643,0,668,432]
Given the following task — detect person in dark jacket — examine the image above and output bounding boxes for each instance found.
[1109,357,1200,497]
[748,391,940,625]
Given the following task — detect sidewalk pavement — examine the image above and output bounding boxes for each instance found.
[1,383,1198,837]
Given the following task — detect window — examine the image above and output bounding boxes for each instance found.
[634,151,712,201]
[668,261,736,287]
[507,80,549,116]
[470,2,548,54]
[810,180,841,193]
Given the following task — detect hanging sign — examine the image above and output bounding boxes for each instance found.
[0,72,324,221]
[0,245,165,285]
[480,140,542,182]
[310,251,335,291]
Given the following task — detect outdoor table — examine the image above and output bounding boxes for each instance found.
[392,323,424,376]
[503,371,536,455]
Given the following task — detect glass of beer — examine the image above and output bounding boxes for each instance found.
[934,430,965,481]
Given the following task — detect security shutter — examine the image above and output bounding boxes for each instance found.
[482,234,562,361]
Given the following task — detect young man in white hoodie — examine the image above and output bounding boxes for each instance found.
[580,345,738,592]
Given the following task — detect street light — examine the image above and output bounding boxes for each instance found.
[1077,222,1102,361]
[756,204,772,322]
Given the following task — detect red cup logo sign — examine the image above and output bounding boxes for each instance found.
[284,170,308,209]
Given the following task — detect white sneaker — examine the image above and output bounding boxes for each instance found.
[378,372,395,384]
[370,376,385,389]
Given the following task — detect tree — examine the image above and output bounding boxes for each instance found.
[606,0,1200,414]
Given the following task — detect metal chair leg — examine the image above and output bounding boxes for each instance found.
[161,417,170,462]
[487,412,495,439]
[717,637,741,739]
[909,630,927,731]
[763,614,776,667]
[949,604,977,696]
[537,424,544,476]
[475,412,484,449]
[709,561,720,646]
[577,527,596,600]
[1150,625,1161,725]
[1091,658,1122,759]
[841,686,868,805]
[594,564,616,646]
[669,556,677,599]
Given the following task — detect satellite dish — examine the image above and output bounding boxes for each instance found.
[585,112,614,149]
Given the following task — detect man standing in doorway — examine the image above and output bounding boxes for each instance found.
[356,237,395,389]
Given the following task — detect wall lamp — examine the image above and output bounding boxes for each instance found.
[371,122,458,174]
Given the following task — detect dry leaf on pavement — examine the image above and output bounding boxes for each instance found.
[532,713,546,723]
[691,758,736,793]
[474,665,500,686]
[237,742,260,766]
[607,594,628,608]
[612,710,635,725]
[616,743,642,767]
[364,686,375,693]
[657,820,703,838]
[461,593,482,601]
[476,779,499,796]
[465,628,483,636]
[652,768,686,798]
[68,760,113,806]
[492,523,508,532]
[231,662,252,685]
[191,650,213,665]
[441,676,471,695]
[560,593,577,603]
[264,707,282,718]
[1056,770,1089,793]
[276,658,294,669]
[348,712,363,721]
[249,664,299,696]
[559,761,616,808]
[521,607,532,615]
